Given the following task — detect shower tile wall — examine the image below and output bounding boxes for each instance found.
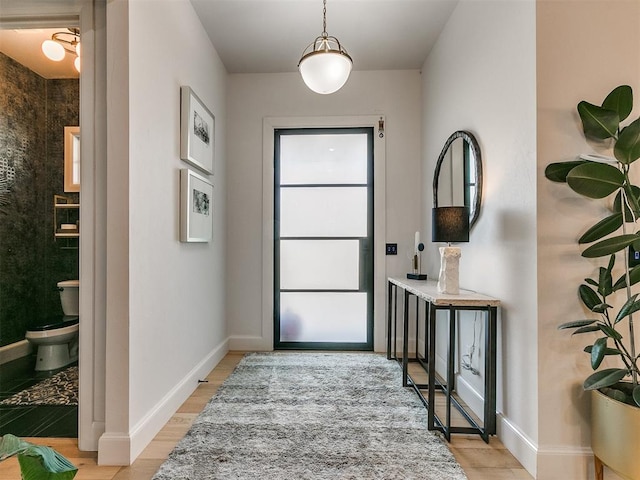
[0,52,79,347]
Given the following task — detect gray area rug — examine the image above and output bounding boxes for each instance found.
[0,366,78,406]
[153,352,467,479]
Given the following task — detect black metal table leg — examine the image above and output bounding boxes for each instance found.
[424,301,429,364]
[387,280,393,360]
[427,301,437,430]
[483,306,498,440]
[388,283,398,361]
[445,305,456,441]
[415,295,420,363]
[402,289,410,387]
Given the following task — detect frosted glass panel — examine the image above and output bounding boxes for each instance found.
[280,292,367,343]
[280,187,367,237]
[280,134,368,185]
[280,240,359,290]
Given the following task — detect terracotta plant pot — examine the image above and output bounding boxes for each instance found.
[592,388,640,480]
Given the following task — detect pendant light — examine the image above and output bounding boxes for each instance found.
[298,0,352,95]
[41,28,81,73]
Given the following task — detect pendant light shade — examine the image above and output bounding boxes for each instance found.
[42,39,65,61]
[299,0,352,95]
[41,28,81,73]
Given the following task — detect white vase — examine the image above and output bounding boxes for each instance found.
[437,246,461,294]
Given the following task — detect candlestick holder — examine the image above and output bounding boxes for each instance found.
[407,242,427,280]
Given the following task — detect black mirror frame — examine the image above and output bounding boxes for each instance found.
[432,130,483,230]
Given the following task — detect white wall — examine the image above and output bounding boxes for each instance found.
[99,0,228,464]
[421,0,538,474]
[226,70,422,351]
[537,1,640,478]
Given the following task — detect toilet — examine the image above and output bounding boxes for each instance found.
[25,280,79,371]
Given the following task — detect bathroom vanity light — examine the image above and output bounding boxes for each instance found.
[42,28,81,73]
[298,0,352,94]
[432,206,469,294]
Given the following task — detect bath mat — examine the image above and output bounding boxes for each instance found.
[0,366,78,406]
[152,352,467,480]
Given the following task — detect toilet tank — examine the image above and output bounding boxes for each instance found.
[58,280,79,316]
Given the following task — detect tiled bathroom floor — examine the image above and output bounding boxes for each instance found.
[0,355,77,437]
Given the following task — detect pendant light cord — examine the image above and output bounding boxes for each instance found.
[322,0,328,37]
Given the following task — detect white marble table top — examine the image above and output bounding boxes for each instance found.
[388,277,500,307]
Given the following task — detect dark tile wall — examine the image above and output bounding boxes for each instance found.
[0,52,79,347]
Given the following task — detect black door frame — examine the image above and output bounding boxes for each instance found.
[274,127,374,350]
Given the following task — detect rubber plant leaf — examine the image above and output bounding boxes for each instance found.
[577,101,619,140]
[615,117,640,165]
[581,234,639,258]
[591,337,608,369]
[573,325,602,335]
[583,368,628,390]
[615,294,640,323]
[613,265,640,291]
[17,444,77,480]
[613,185,640,220]
[623,184,640,218]
[598,266,613,297]
[566,162,624,199]
[602,85,633,122]
[633,385,640,407]
[602,387,630,404]
[579,284,601,310]
[558,319,597,330]
[598,324,623,341]
[592,303,612,314]
[578,213,623,244]
[607,252,616,275]
[585,278,598,287]
[544,161,588,183]
[584,345,621,356]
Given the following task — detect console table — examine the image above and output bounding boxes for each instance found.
[387,277,500,442]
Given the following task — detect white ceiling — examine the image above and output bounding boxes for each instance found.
[0,0,458,79]
[190,0,459,74]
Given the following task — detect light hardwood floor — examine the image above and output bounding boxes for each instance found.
[0,352,532,480]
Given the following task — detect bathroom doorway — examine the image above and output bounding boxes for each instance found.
[0,26,80,437]
[1,0,106,452]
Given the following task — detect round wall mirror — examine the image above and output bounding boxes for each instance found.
[432,130,482,229]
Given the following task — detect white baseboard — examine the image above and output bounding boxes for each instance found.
[0,340,32,365]
[535,445,625,480]
[98,338,229,465]
[535,446,593,479]
[78,421,105,452]
[452,376,538,477]
[97,432,131,465]
[497,414,538,477]
[455,375,484,420]
[228,335,272,351]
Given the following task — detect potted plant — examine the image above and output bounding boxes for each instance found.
[545,84,640,480]
[0,434,77,479]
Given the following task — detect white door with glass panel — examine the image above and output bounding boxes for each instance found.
[274,128,373,349]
